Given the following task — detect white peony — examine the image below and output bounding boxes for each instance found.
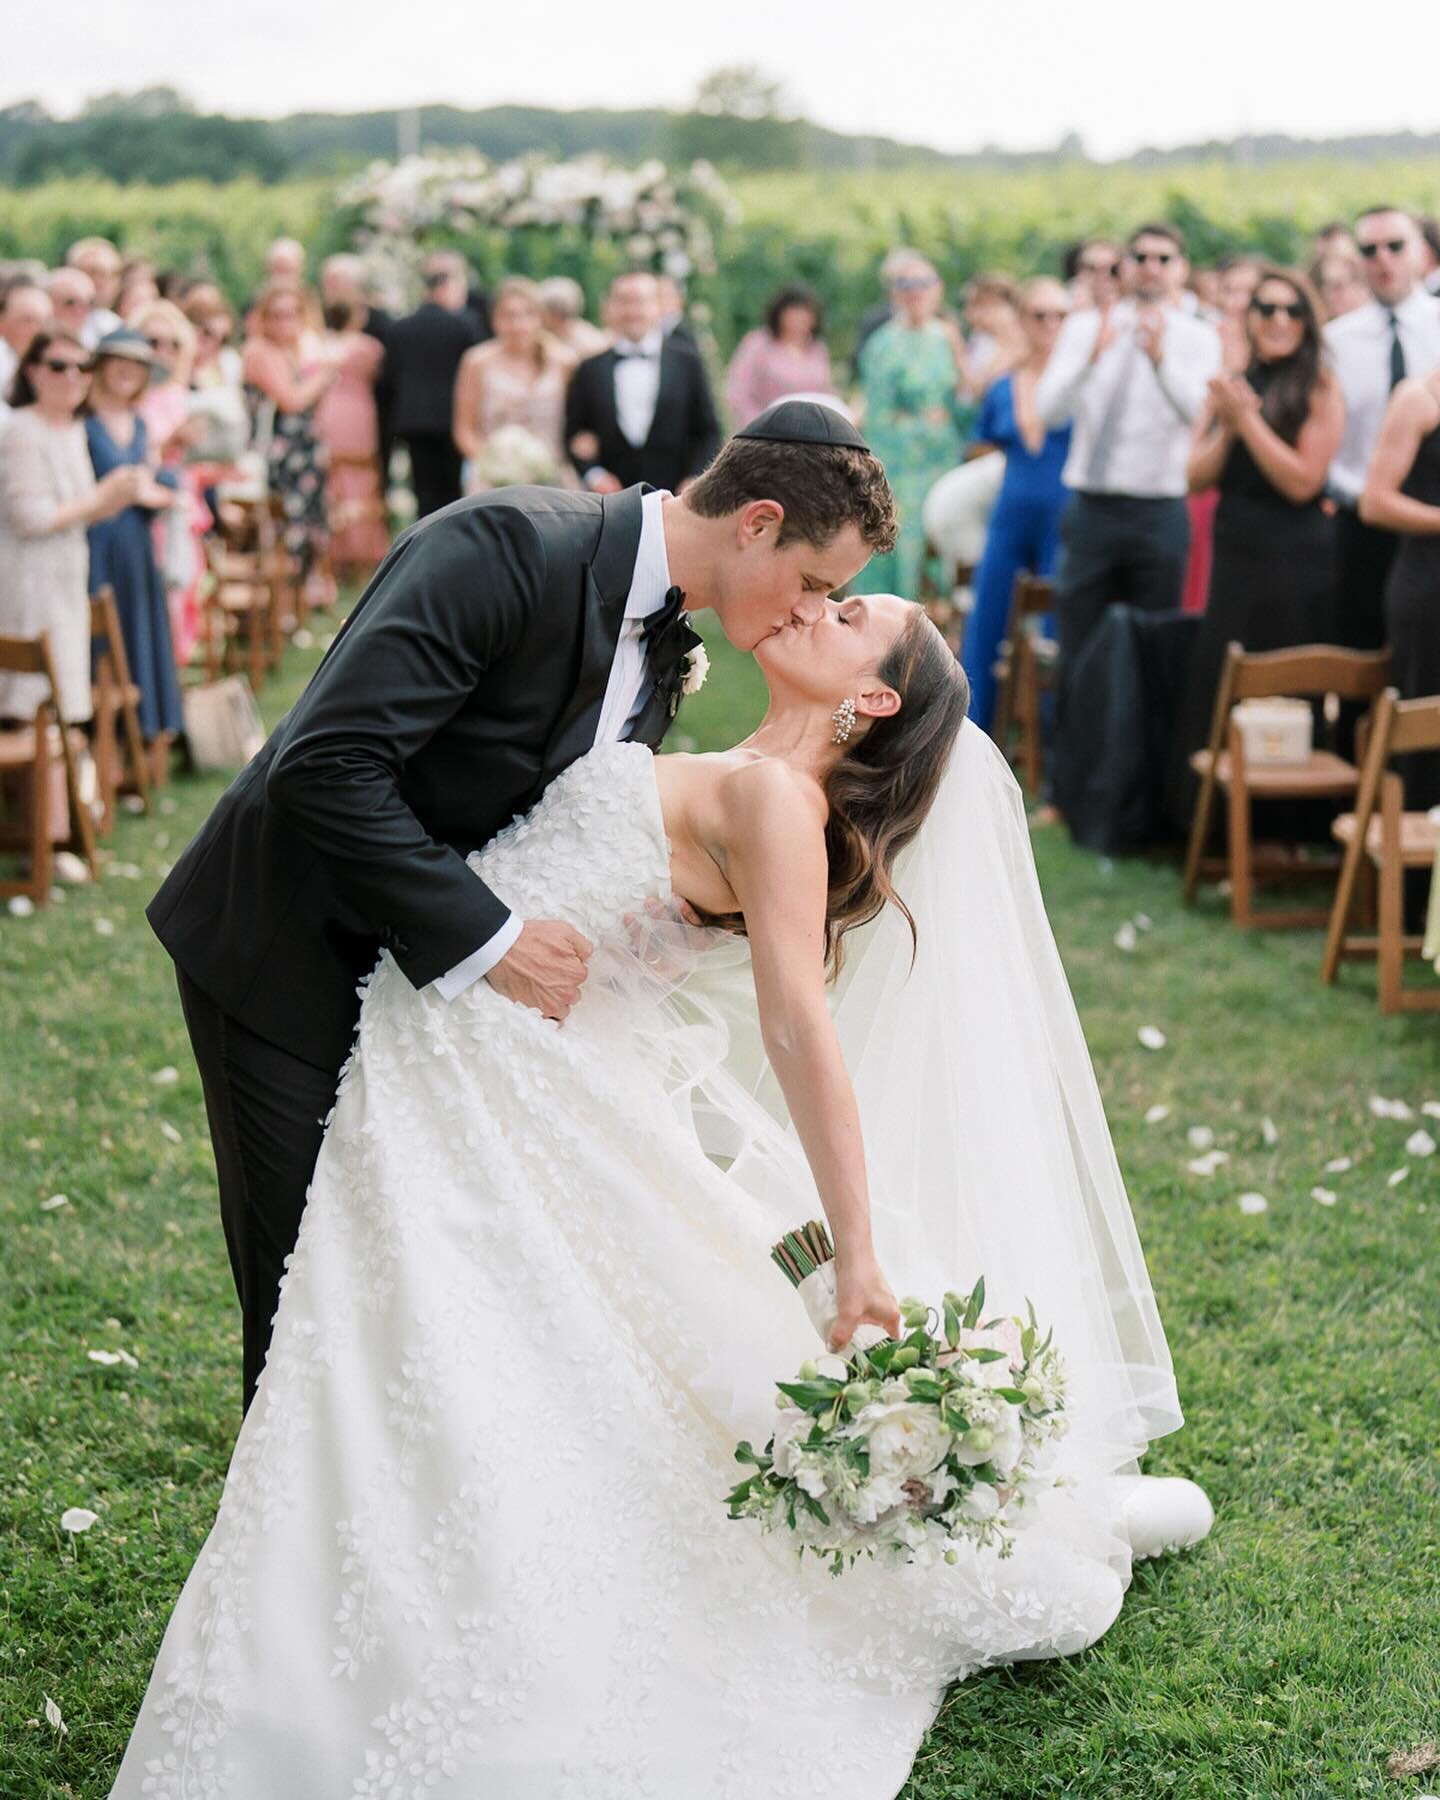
[859,1400,952,1482]
[958,1482,1000,1521]
[769,1408,813,1478]
[680,644,710,697]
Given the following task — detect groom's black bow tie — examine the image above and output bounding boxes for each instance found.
[642,586,703,719]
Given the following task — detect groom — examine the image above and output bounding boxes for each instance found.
[149,400,899,1408]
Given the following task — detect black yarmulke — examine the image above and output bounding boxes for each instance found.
[733,398,870,452]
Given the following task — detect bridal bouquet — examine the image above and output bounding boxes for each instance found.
[725,1222,1069,1573]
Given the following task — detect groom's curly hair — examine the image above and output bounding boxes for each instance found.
[685,438,898,554]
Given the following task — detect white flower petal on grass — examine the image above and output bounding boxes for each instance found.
[1237,1192,1269,1214]
[93,917,116,938]
[87,1348,139,1369]
[1144,1103,1171,1125]
[159,796,177,816]
[1387,1167,1409,1188]
[1369,1095,1414,1121]
[60,1507,98,1534]
[1187,1126,1215,1150]
[1323,1157,1353,1175]
[40,1194,69,1212]
[7,895,35,917]
[151,1066,180,1086]
[1113,921,1138,953]
[292,628,315,650]
[110,861,143,880]
[1262,1117,1279,1146]
[159,1121,183,1145]
[1138,1026,1167,1051]
[1134,913,1154,931]
[120,794,146,815]
[1187,1151,1230,1177]
[1423,1101,1440,1119]
[1405,1130,1436,1158]
[43,1695,67,1737]
[1310,1187,1338,1207]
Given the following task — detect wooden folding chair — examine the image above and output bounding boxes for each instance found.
[1321,688,1440,1013]
[89,586,151,833]
[1182,643,1391,928]
[326,449,388,586]
[991,573,1057,797]
[204,538,275,694]
[0,631,97,903]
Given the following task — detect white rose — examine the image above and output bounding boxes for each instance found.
[769,1408,813,1478]
[680,644,710,696]
[958,1482,1000,1521]
[860,1400,952,1482]
[849,1473,907,1524]
[987,1409,1026,1475]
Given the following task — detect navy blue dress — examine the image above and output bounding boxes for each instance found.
[961,375,1071,733]
[86,413,184,739]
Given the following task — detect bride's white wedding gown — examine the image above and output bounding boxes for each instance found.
[113,736,1181,1800]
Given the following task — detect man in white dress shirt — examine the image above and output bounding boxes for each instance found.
[1325,206,1440,654]
[1035,222,1221,792]
[0,277,52,403]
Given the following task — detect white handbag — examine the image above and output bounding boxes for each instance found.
[182,677,266,771]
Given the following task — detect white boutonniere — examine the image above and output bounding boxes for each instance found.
[680,644,710,697]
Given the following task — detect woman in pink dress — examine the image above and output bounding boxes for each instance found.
[453,277,577,492]
[315,300,389,577]
[134,299,212,668]
[725,285,834,428]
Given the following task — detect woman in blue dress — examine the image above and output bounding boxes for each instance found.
[84,330,184,747]
[961,280,1074,735]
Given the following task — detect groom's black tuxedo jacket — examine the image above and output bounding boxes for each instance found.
[148,486,666,1072]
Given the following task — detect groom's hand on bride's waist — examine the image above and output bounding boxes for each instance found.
[486,920,594,1023]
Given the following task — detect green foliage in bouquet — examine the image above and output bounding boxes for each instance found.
[727,1273,1069,1576]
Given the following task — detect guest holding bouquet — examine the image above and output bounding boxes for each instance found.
[453,277,576,493]
[725,285,834,428]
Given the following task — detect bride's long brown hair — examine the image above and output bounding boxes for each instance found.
[821,609,969,974]
[703,609,969,976]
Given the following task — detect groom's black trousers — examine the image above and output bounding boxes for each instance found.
[177,970,340,1413]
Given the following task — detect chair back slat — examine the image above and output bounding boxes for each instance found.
[1229,644,1391,702]
[0,633,52,676]
[1387,693,1440,757]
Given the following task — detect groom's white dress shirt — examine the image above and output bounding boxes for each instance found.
[431,488,674,1000]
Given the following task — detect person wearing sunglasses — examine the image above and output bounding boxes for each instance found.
[1170,268,1346,834]
[0,331,149,730]
[962,278,1074,732]
[1034,221,1221,825]
[1324,207,1440,685]
[852,256,966,598]
[1065,240,1123,313]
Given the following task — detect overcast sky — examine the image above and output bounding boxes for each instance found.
[8,0,1437,162]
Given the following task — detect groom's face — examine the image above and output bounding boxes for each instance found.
[716,512,872,652]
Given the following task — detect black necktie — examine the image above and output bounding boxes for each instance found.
[1387,309,1406,389]
[639,586,702,727]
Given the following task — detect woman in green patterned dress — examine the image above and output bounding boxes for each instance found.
[854,256,965,595]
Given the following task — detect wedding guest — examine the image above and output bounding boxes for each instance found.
[1215,258,1261,370]
[1067,239,1123,312]
[1311,252,1369,322]
[962,278,1074,733]
[1171,268,1345,822]
[655,273,698,352]
[182,297,249,474]
[852,245,924,372]
[243,281,340,591]
[1036,221,1221,777]
[315,298,389,570]
[453,276,576,493]
[116,262,159,324]
[853,256,965,597]
[66,237,123,341]
[1314,222,1358,261]
[1325,207,1440,661]
[726,284,833,427]
[84,330,184,756]
[960,274,1026,398]
[564,269,721,494]
[319,254,395,480]
[384,250,484,516]
[538,278,608,361]
[0,332,145,725]
[46,267,99,351]
[265,238,307,285]
[1190,267,1222,315]
[1418,217,1440,295]
[0,279,52,404]
[134,299,213,664]
[1361,363,1440,808]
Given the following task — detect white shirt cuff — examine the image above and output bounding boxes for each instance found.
[431,912,524,1000]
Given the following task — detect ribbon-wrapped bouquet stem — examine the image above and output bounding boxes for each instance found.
[726,1222,1069,1573]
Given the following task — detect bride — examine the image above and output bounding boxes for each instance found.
[112,594,1203,1799]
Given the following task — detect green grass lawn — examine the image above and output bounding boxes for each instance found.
[1,620,1437,1799]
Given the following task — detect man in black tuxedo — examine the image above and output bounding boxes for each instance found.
[384,250,486,518]
[148,402,899,1409]
[566,270,721,496]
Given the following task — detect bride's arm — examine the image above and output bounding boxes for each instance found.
[719,763,901,1350]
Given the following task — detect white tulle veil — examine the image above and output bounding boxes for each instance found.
[629,720,1183,1494]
